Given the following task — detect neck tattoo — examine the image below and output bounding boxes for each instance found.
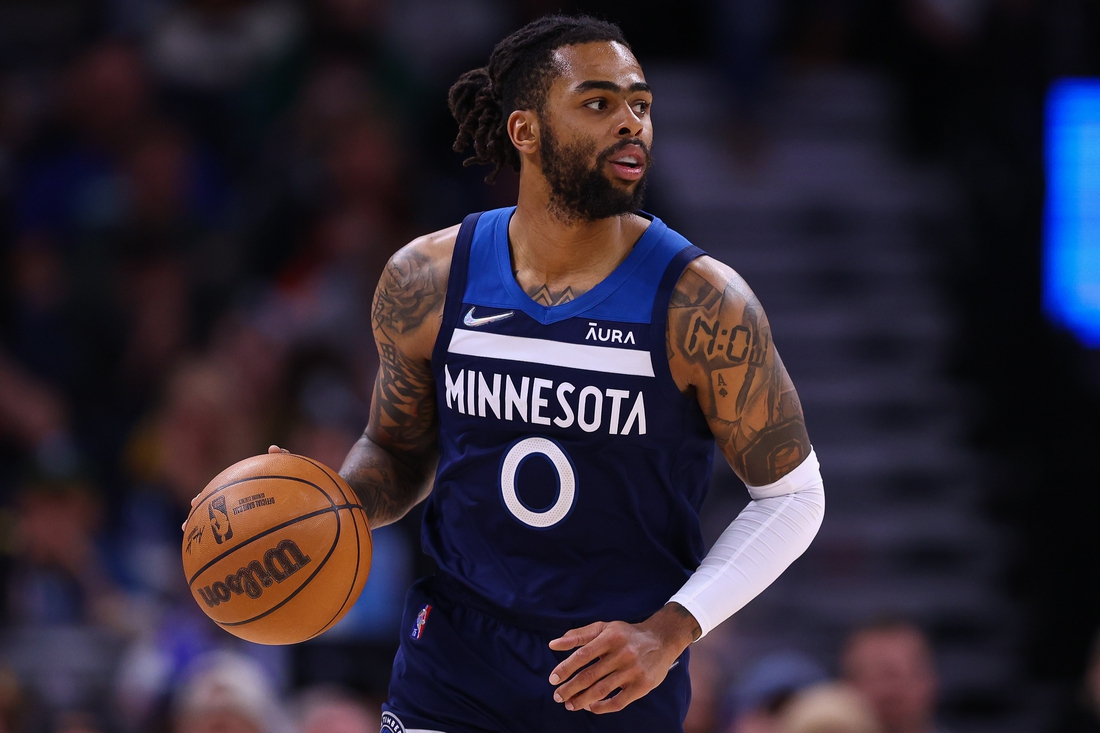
[523,282,582,306]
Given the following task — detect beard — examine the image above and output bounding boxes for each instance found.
[539,122,652,223]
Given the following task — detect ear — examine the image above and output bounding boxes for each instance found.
[507,109,539,157]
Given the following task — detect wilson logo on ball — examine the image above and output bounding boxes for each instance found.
[196,539,312,608]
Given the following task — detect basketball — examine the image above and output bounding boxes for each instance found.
[181,452,372,645]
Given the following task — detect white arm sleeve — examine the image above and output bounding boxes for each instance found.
[668,449,824,639]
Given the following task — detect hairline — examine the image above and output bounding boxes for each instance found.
[507,39,638,116]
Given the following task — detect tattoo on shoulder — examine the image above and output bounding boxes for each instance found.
[668,268,810,485]
[368,246,446,455]
[373,249,446,336]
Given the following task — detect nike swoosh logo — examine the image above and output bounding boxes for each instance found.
[464,307,514,327]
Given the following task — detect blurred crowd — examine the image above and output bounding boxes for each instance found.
[0,0,534,730]
[684,618,947,733]
[0,0,1098,732]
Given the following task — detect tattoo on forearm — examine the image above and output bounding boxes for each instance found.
[373,342,437,449]
[668,268,809,486]
[341,439,421,527]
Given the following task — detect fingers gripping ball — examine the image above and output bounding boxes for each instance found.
[181,453,372,645]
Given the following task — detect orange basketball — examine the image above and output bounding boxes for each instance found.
[181,452,372,645]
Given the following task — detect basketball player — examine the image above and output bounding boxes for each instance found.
[278,15,825,733]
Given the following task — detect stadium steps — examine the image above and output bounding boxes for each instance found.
[645,63,1039,731]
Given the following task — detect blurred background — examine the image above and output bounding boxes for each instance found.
[0,1,1097,732]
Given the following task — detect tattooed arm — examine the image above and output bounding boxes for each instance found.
[547,257,820,714]
[667,257,810,484]
[338,226,458,528]
[658,256,823,640]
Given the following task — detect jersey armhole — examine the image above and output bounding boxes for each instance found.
[430,212,483,371]
[649,245,707,402]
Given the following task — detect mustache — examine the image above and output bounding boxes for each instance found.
[596,138,652,166]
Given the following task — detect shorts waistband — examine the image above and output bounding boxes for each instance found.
[430,573,573,635]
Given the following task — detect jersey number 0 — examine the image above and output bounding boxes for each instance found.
[499,437,576,529]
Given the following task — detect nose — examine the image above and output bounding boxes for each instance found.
[617,105,644,137]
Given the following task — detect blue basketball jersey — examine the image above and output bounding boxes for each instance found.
[425,207,714,629]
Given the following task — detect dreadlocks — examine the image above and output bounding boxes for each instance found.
[448,15,629,182]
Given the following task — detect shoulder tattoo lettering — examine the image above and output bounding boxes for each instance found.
[668,269,809,485]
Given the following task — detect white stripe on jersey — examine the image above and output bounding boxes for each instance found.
[447,328,655,377]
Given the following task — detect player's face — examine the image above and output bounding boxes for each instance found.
[538,41,654,221]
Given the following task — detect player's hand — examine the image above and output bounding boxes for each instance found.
[548,604,698,714]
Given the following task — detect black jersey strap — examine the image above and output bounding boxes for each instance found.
[431,211,483,370]
[650,244,707,398]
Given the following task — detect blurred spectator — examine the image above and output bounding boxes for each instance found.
[5,472,126,631]
[1055,629,1100,732]
[149,0,304,165]
[281,347,366,470]
[0,473,131,731]
[17,43,150,240]
[243,61,406,282]
[118,256,193,392]
[117,351,267,606]
[7,234,77,390]
[173,651,293,733]
[207,313,286,429]
[294,685,379,733]
[727,651,827,733]
[779,682,882,733]
[840,620,946,733]
[257,210,391,378]
[326,116,404,219]
[64,42,150,158]
[0,349,76,472]
[127,357,265,511]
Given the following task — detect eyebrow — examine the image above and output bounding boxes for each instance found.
[573,80,651,95]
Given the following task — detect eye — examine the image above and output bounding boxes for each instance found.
[585,98,608,111]
[632,100,650,116]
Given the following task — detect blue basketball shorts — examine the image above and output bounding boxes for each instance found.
[381,575,692,733]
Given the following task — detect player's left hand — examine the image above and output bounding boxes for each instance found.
[548,604,698,714]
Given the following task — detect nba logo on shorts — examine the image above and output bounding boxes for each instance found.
[411,604,432,640]
[380,711,405,733]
